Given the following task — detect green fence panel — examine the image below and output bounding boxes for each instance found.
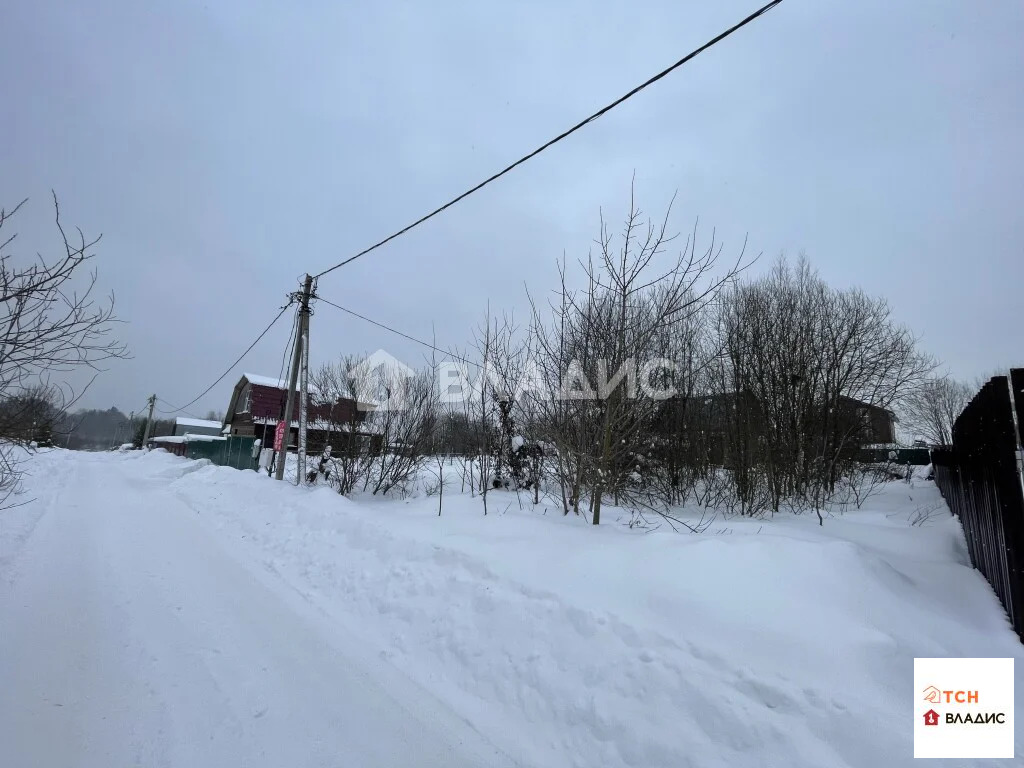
[186,439,226,464]
[179,435,257,470]
[225,436,259,470]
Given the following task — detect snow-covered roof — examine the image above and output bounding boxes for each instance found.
[174,417,222,430]
[242,373,323,395]
[251,416,382,434]
[243,373,289,389]
[151,433,226,444]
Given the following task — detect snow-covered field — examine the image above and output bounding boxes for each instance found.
[1,448,1021,767]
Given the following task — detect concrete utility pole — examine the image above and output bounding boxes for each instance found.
[140,395,157,448]
[298,300,310,486]
[275,275,314,481]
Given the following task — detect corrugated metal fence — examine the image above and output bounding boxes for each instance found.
[185,436,260,471]
[931,369,1024,643]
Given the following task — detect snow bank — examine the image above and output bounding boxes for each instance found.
[151,457,213,481]
[137,453,1023,766]
[0,447,71,573]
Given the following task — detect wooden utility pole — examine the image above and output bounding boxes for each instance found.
[140,395,156,447]
[275,275,314,481]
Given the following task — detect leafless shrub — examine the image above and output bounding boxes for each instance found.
[362,368,437,497]
[309,357,375,495]
[311,356,437,497]
[909,501,944,527]
[834,461,895,511]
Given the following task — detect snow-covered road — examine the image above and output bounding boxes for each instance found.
[0,451,512,768]
[3,449,1022,767]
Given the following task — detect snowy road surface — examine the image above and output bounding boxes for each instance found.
[0,452,512,768]
[2,449,1022,768]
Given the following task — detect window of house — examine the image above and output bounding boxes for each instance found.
[236,384,252,414]
[857,407,872,432]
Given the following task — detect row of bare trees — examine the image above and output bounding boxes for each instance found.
[713,257,935,519]
[306,190,969,526]
[438,192,939,523]
[0,188,969,529]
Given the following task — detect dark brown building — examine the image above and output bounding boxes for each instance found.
[841,396,896,445]
[655,390,896,464]
[222,373,377,454]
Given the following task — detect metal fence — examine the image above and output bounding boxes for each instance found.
[185,435,259,471]
[931,369,1024,643]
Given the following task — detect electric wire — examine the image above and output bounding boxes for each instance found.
[155,301,295,415]
[312,0,783,279]
[316,297,482,369]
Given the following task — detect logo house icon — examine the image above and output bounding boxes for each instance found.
[922,685,942,704]
[923,709,940,727]
[349,349,415,412]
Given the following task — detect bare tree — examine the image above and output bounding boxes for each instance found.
[309,357,375,495]
[426,412,449,516]
[0,382,65,446]
[527,184,751,524]
[1,195,127,390]
[1,194,128,505]
[460,308,519,514]
[719,255,933,522]
[309,355,437,497]
[901,375,971,446]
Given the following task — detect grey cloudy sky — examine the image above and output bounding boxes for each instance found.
[2,0,1021,417]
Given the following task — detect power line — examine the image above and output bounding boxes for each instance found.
[278,304,300,386]
[312,0,783,280]
[155,398,205,420]
[316,296,481,369]
[157,301,295,415]
[153,399,179,416]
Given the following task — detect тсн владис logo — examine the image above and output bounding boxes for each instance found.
[913,659,1013,758]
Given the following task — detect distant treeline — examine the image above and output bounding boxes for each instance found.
[58,408,174,450]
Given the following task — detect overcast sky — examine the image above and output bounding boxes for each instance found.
[2,0,1021,417]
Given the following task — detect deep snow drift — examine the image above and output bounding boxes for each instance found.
[2,448,1021,767]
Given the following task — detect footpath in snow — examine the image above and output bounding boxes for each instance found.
[2,448,1022,767]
